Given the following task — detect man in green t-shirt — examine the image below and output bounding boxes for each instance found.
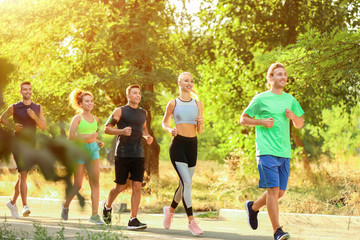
[240,63,304,240]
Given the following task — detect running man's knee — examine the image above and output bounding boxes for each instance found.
[267,187,280,197]
[278,190,286,199]
[114,184,126,194]
[132,181,142,193]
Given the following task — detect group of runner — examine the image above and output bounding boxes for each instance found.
[0,63,304,240]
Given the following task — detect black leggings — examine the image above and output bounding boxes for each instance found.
[169,135,197,216]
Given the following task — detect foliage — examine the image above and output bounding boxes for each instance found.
[33,222,52,240]
[257,29,360,126]
[196,211,219,219]
[0,0,185,129]
[193,0,360,160]
[0,218,28,240]
[0,221,126,239]
[306,103,360,158]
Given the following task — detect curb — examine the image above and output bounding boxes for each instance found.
[0,196,128,213]
[218,209,360,230]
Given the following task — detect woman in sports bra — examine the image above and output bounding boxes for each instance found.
[61,89,104,224]
[162,72,204,236]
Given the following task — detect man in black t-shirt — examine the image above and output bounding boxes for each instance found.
[102,85,153,229]
[0,82,46,218]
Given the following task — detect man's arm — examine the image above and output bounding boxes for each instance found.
[285,109,304,129]
[240,112,274,128]
[0,104,23,131]
[27,106,46,131]
[104,108,131,136]
[142,111,153,145]
[0,104,14,127]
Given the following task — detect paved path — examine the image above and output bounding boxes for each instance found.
[0,197,359,239]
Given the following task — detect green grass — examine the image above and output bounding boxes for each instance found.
[0,217,127,240]
[196,211,219,219]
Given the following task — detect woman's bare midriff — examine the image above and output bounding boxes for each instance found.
[176,123,197,137]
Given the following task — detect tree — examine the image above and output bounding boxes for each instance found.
[193,0,360,172]
[0,0,189,177]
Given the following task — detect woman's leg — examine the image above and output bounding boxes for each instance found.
[173,162,195,221]
[64,164,84,208]
[86,158,101,216]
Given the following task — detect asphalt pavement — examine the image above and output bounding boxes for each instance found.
[0,197,359,240]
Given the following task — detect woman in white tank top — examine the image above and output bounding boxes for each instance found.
[162,72,204,236]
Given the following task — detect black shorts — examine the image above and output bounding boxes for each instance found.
[114,156,145,185]
[169,135,197,167]
[13,151,26,172]
[13,136,36,173]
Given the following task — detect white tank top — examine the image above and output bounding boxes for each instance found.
[173,98,198,125]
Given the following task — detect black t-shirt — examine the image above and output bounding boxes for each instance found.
[13,101,40,143]
[115,105,146,158]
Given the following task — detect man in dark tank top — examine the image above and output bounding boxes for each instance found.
[0,82,46,218]
[102,85,153,229]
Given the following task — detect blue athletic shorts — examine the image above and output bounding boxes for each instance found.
[76,141,100,164]
[257,155,290,190]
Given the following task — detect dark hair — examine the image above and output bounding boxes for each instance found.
[126,85,141,95]
[20,81,31,90]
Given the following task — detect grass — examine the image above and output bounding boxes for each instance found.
[0,219,127,239]
[0,157,359,217]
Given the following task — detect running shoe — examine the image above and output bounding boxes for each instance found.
[22,205,31,217]
[89,214,105,225]
[274,227,290,240]
[188,220,203,236]
[6,200,19,218]
[127,217,147,230]
[163,206,174,229]
[61,202,69,220]
[245,200,259,230]
[102,200,112,224]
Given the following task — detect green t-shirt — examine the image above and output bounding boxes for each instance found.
[244,91,304,158]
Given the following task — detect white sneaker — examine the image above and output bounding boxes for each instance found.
[6,200,19,218]
[22,205,31,217]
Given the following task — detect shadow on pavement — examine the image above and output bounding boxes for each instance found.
[131,227,271,240]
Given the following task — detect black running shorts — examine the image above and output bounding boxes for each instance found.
[114,156,145,185]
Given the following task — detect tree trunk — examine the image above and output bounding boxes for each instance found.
[142,83,160,179]
[291,127,312,175]
[284,0,299,45]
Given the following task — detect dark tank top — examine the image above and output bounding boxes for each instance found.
[115,105,146,158]
[13,101,41,142]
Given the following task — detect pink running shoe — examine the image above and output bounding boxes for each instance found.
[163,206,174,229]
[188,220,204,236]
